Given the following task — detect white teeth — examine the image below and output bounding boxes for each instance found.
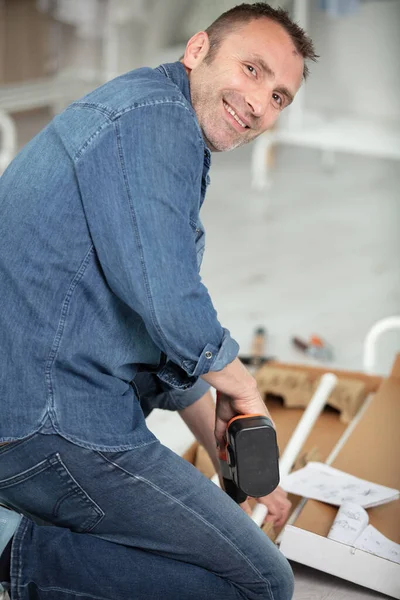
[223,102,247,128]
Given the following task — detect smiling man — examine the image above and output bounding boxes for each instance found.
[186,12,305,151]
[0,4,316,599]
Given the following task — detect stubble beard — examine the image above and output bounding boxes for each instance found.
[190,62,250,151]
[198,100,249,152]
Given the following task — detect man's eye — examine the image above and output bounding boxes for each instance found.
[272,93,283,108]
[246,65,257,77]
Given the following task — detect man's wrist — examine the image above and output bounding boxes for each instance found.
[201,357,257,399]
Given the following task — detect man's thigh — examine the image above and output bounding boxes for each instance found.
[0,433,293,599]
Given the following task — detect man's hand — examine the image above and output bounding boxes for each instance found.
[214,385,274,449]
[240,487,291,529]
[201,357,274,449]
[177,386,287,527]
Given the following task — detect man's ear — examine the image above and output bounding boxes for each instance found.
[181,31,210,71]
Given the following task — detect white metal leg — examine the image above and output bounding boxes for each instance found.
[363,316,400,374]
[251,373,337,527]
[0,109,17,174]
[251,133,275,190]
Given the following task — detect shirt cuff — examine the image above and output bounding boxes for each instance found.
[157,328,239,389]
[164,377,211,411]
[134,372,210,415]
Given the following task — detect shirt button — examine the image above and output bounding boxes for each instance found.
[205,351,213,359]
[196,228,200,233]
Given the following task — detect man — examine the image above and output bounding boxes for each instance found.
[0,3,317,599]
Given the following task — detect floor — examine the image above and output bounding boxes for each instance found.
[10,109,400,599]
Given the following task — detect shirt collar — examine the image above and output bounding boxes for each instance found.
[156,61,191,106]
[156,61,211,167]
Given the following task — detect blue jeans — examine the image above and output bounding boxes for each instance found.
[0,432,294,600]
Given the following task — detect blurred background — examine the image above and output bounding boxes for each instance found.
[1,0,399,378]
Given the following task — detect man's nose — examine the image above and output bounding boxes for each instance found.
[245,88,268,118]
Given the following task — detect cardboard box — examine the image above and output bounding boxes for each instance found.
[255,361,381,423]
[279,356,400,598]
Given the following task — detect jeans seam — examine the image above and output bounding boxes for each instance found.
[18,584,115,600]
[0,435,35,456]
[53,431,159,452]
[0,459,51,489]
[10,515,28,600]
[96,452,274,598]
[11,518,114,600]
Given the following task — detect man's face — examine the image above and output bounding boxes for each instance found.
[185,19,304,152]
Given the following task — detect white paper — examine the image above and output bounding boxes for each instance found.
[328,502,369,545]
[354,525,400,565]
[327,504,400,565]
[280,462,400,508]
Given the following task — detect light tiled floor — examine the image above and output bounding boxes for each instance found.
[201,143,400,374]
[12,110,400,599]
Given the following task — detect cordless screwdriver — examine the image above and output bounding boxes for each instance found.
[217,394,280,504]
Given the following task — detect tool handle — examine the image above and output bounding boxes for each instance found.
[249,327,267,367]
[251,327,266,358]
[240,355,271,366]
[219,454,248,504]
[292,336,308,352]
[222,478,247,504]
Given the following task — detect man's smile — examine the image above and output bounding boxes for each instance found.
[223,101,250,131]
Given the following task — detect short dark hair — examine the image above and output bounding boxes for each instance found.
[204,2,318,79]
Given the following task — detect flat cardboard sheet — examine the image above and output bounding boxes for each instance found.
[294,364,400,543]
[281,356,400,597]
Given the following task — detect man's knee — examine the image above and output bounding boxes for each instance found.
[266,550,294,600]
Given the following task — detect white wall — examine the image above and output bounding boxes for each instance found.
[305,0,400,122]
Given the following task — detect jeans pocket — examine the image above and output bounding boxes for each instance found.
[0,452,104,533]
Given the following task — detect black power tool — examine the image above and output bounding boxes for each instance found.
[218,409,280,504]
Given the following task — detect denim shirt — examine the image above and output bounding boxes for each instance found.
[0,62,239,450]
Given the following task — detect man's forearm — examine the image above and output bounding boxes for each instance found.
[178,390,220,474]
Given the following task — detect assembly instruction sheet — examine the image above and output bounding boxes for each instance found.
[280,462,400,508]
[328,502,400,564]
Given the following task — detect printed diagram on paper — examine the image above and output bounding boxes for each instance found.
[328,502,400,564]
[280,462,400,508]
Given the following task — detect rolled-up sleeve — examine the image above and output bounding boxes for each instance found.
[134,372,211,417]
[157,327,239,389]
[75,101,239,385]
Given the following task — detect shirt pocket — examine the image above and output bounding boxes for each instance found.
[0,452,104,533]
[190,219,205,271]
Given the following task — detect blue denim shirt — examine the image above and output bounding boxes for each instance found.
[0,62,239,450]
